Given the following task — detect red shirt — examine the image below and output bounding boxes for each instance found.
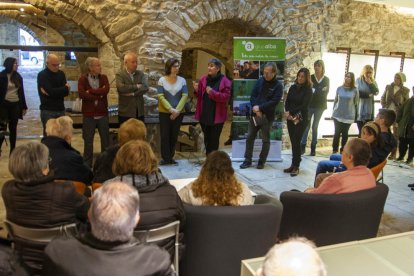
[78,74,109,117]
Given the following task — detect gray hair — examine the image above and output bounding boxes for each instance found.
[260,238,326,276]
[9,142,49,183]
[45,116,73,139]
[263,62,278,74]
[90,181,140,242]
[85,57,99,71]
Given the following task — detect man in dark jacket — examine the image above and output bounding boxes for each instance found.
[37,54,70,136]
[43,181,175,276]
[240,62,283,169]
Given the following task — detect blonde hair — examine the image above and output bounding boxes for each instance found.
[112,140,158,176]
[360,64,374,80]
[118,118,147,146]
[45,116,73,139]
[191,151,242,206]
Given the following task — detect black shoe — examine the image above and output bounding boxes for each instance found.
[411,187,414,191]
[290,166,299,177]
[257,161,265,169]
[407,183,414,188]
[300,144,306,155]
[240,161,252,169]
[406,159,412,165]
[310,145,316,156]
[159,160,169,166]
[224,138,232,146]
[283,166,294,173]
[332,150,338,154]
[170,160,178,165]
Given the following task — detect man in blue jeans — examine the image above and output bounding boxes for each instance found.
[240,62,283,169]
[37,54,70,136]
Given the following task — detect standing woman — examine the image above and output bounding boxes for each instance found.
[157,58,188,165]
[284,68,313,176]
[0,57,27,156]
[193,58,231,155]
[332,72,359,154]
[301,60,330,156]
[356,65,378,135]
[381,72,409,160]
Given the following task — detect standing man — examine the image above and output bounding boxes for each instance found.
[115,51,149,124]
[78,57,110,167]
[240,62,283,169]
[37,54,70,136]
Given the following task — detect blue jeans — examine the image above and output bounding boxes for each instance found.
[301,108,324,146]
[315,154,347,177]
[41,110,65,137]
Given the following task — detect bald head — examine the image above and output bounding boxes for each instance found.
[46,54,60,72]
[123,51,138,72]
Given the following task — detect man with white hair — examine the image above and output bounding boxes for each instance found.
[115,51,149,124]
[37,53,70,136]
[43,181,174,276]
[78,57,110,167]
[257,238,326,276]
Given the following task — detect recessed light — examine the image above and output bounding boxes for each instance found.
[19,8,24,12]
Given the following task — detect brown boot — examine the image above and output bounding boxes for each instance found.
[290,166,299,177]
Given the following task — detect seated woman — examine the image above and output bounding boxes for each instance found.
[93,118,147,183]
[315,121,383,178]
[41,116,93,185]
[105,140,185,256]
[2,142,89,273]
[179,150,253,206]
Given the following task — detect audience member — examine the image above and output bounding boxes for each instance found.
[43,181,174,276]
[42,116,93,185]
[105,140,185,256]
[307,138,376,194]
[2,142,89,273]
[331,72,359,154]
[78,57,110,167]
[283,68,313,176]
[193,58,231,155]
[374,108,397,161]
[246,61,260,79]
[157,58,188,165]
[301,60,330,156]
[0,57,27,155]
[256,237,326,276]
[37,54,70,136]
[179,150,253,206]
[396,87,414,165]
[356,65,379,135]
[115,51,149,124]
[240,62,283,170]
[92,118,147,183]
[381,72,409,160]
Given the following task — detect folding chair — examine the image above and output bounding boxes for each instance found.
[370,159,387,184]
[134,221,180,275]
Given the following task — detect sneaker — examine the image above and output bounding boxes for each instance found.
[290,166,299,177]
[257,161,265,169]
[240,161,252,169]
[283,166,294,173]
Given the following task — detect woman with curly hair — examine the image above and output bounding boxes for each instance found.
[179,150,253,206]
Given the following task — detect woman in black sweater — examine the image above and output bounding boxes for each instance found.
[284,68,313,176]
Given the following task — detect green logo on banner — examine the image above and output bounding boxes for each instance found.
[233,38,286,61]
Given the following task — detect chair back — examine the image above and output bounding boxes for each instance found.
[278,183,389,247]
[134,221,180,275]
[181,198,283,276]
[370,159,387,183]
[4,220,77,274]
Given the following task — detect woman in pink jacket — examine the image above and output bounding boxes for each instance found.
[193,58,231,155]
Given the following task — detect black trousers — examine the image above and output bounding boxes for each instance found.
[118,114,145,126]
[333,119,351,153]
[0,101,20,153]
[399,137,414,161]
[159,112,183,162]
[200,123,224,155]
[287,120,307,167]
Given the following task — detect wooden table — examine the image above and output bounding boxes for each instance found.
[241,231,414,276]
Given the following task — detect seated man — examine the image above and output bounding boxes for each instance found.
[315,109,397,176]
[306,138,376,194]
[43,181,174,276]
[256,237,326,276]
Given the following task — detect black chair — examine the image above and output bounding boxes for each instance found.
[180,195,283,276]
[278,183,389,247]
